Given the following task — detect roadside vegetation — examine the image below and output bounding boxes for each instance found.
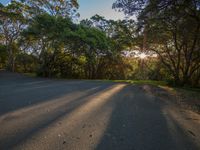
[0,0,200,89]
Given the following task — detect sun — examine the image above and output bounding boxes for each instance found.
[139,53,147,59]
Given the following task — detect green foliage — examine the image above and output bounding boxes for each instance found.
[113,0,200,87]
[15,52,38,73]
[0,1,28,71]
[1,0,136,80]
[21,13,128,79]
[20,0,79,18]
[2,0,199,87]
[0,44,7,69]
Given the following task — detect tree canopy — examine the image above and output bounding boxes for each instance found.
[0,0,199,87]
[113,0,200,86]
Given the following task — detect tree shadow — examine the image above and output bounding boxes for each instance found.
[0,71,115,116]
[0,72,198,150]
[0,85,116,149]
[95,85,198,150]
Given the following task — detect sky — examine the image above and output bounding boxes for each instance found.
[1,0,125,20]
[78,0,125,20]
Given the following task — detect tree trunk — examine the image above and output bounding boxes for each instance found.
[7,48,15,72]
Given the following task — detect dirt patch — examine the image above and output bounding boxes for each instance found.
[140,84,200,114]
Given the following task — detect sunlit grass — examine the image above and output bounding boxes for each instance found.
[104,79,168,86]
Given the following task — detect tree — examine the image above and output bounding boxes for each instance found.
[113,0,200,86]
[0,1,27,71]
[0,44,7,69]
[69,24,110,79]
[22,13,75,77]
[81,15,137,79]
[23,14,111,79]
[20,0,79,18]
[81,15,137,50]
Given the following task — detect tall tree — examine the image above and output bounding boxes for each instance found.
[20,0,79,18]
[81,15,135,79]
[22,13,75,76]
[113,0,200,86]
[0,1,27,71]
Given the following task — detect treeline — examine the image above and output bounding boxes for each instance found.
[0,0,132,79]
[0,0,200,87]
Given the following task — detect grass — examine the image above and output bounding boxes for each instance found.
[23,72,37,77]
[106,79,199,92]
[103,79,168,86]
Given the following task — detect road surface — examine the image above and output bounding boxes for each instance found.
[0,71,200,150]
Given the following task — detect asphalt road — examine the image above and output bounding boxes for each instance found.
[0,71,200,150]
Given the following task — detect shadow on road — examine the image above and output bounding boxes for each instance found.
[0,72,198,150]
[95,85,198,150]
[0,72,117,149]
[0,71,115,116]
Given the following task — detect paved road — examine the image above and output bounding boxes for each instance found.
[0,72,200,150]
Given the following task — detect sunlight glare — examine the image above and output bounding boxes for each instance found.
[139,53,147,59]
